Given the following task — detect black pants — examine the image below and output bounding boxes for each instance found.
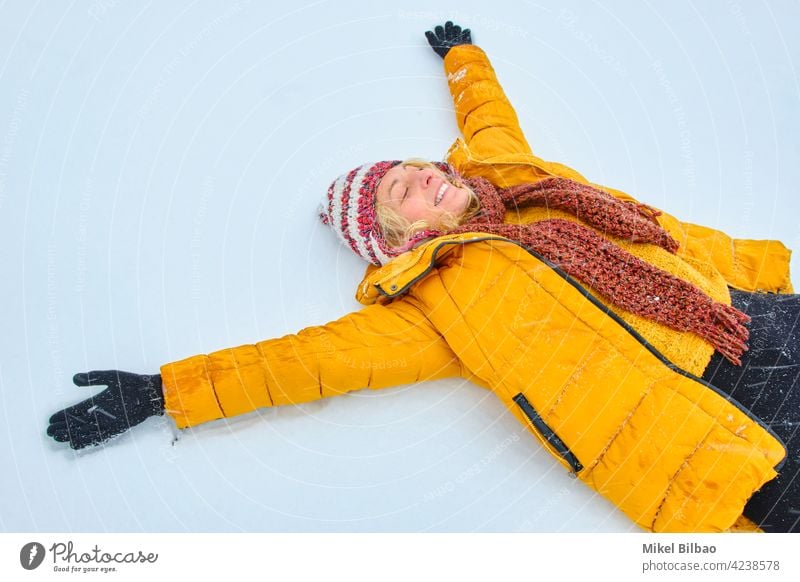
[701,290,800,532]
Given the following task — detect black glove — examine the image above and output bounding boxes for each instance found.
[425,21,472,59]
[47,370,165,450]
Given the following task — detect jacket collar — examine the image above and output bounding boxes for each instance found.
[355,233,506,305]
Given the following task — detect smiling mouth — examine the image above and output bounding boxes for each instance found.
[435,182,448,205]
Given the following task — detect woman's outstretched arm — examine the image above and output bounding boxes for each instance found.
[160,299,464,429]
[426,22,533,159]
[47,300,464,448]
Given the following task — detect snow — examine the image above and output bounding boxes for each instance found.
[1,0,798,533]
[448,67,468,83]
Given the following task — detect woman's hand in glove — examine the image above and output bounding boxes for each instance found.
[425,21,472,59]
[47,370,165,450]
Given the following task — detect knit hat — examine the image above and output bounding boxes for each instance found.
[319,160,400,266]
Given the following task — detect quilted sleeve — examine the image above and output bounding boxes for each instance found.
[443,44,532,159]
[160,300,464,428]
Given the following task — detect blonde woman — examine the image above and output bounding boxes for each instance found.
[48,22,798,533]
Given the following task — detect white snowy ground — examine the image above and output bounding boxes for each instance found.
[1,0,798,533]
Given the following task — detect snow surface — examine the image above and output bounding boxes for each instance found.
[1,0,798,533]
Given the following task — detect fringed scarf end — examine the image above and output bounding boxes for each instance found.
[701,303,752,366]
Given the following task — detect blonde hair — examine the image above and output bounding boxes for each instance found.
[375,158,480,249]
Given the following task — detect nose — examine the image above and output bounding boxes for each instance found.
[415,168,435,190]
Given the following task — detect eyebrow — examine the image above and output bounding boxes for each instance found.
[388,179,399,200]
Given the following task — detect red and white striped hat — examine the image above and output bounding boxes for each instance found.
[319,160,401,266]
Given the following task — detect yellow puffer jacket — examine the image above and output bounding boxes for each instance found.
[160,45,791,532]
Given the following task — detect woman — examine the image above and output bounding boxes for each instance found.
[47,23,798,533]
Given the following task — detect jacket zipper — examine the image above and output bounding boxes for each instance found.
[513,393,584,476]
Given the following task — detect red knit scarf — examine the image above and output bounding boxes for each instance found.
[449,176,750,365]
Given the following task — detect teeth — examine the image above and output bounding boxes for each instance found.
[435,183,447,205]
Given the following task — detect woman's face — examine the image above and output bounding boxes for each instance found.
[375,163,471,228]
